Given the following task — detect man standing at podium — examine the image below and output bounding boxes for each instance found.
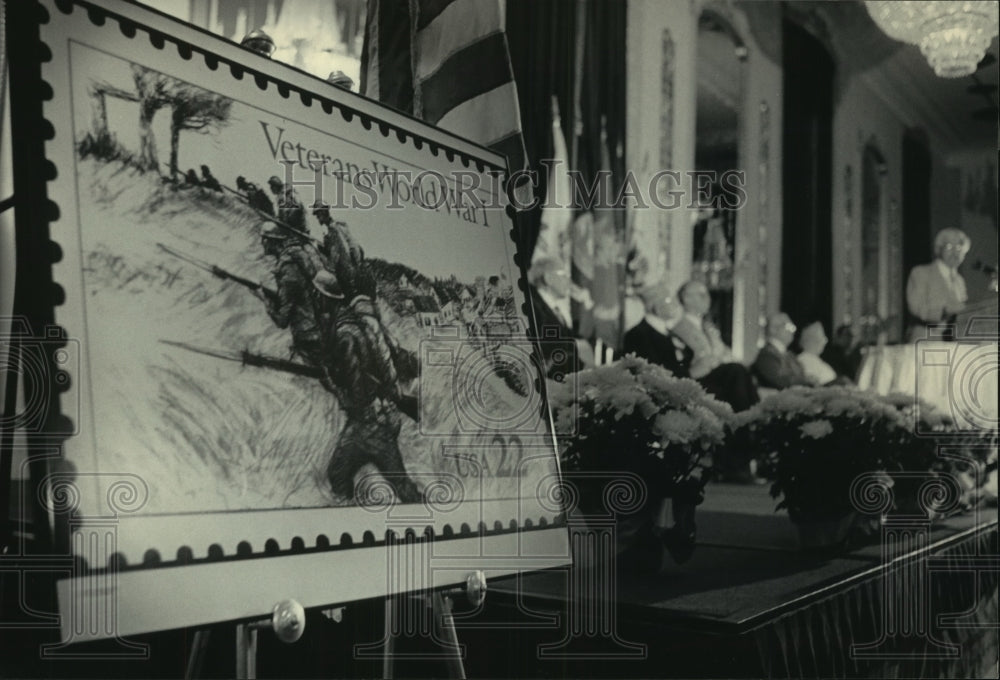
[905,228,970,341]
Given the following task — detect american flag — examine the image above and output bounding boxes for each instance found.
[360,0,528,175]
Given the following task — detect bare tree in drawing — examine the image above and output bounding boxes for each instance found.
[90,65,232,177]
[131,65,174,171]
[167,84,232,180]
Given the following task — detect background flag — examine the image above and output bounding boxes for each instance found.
[567,0,593,340]
[590,117,621,349]
[361,0,528,176]
[570,211,595,339]
[532,96,572,275]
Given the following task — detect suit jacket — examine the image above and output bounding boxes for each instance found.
[821,344,861,381]
[623,319,693,378]
[528,285,582,377]
[906,262,967,341]
[671,316,732,379]
[752,343,810,389]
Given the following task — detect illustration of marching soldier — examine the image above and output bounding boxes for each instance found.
[255,218,421,502]
[311,271,422,504]
[200,164,223,192]
[314,205,376,300]
[236,175,275,216]
[159,198,424,504]
[267,175,307,233]
[257,222,326,365]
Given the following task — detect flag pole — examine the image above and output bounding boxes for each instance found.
[570,0,587,174]
[616,136,627,356]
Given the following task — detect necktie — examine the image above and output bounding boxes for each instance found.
[950,270,966,302]
[554,304,570,329]
[703,319,720,352]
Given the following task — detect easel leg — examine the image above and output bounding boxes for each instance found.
[432,592,466,680]
[184,629,211,680]
[382,596,397,680]
[235,623,258,680]
[382,592,467,679]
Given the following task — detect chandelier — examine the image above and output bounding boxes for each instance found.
[865,1,1000,78]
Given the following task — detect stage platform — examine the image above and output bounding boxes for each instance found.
[467,482,999,679]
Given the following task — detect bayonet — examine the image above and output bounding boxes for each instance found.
[160,340,419,421]
[159,340,321,379]
[156,243,277,300]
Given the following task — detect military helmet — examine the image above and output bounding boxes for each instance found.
[326,71,355,90]
[261,223,285,241]
[312,270,345,299]
[241,29,276,58]
[267,175,283,189]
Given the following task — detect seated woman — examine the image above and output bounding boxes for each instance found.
[797,321,854,386]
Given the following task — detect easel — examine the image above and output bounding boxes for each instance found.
[182,599,307,680]
[381,572,487,680]
[184,572,487,680]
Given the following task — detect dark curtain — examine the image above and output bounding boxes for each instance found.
[902,128,932,334]
[578,0,627,189]
[860,146,884,346]
[781,16,834,332]
[505,0,577,263]
[505,0,627,263]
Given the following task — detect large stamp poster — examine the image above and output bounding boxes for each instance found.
[9,0,568,639]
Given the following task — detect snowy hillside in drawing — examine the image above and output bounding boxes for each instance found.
[72,156,547,515]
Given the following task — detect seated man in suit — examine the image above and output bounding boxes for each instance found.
[672,280,758,411]
[905,228,970,342]
[753,313,811,389]
[821,324,862,381]
[797,321,853,386]
[623,283,692,378]
[527,257,594,379]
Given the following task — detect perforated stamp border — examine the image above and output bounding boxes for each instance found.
[6,0,569,638]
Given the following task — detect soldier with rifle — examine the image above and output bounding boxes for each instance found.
[311,270,423,504]
[201,165,223,192]
[314,205,419,383]
[257,223,326,366]
[236,175,275,216]
[313,205,377,300]
[155,238,418,424]
[267,175,307,233]
[157,236,423,504]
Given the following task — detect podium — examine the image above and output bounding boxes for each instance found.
[955,297,998,339]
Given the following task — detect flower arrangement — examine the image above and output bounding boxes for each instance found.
[880,392,999,510]
[547,355,732,506]
[731,386,913,523]
[547,355,732,567]
[880,392,999,453]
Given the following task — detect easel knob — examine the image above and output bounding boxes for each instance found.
[269,599,306,643]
